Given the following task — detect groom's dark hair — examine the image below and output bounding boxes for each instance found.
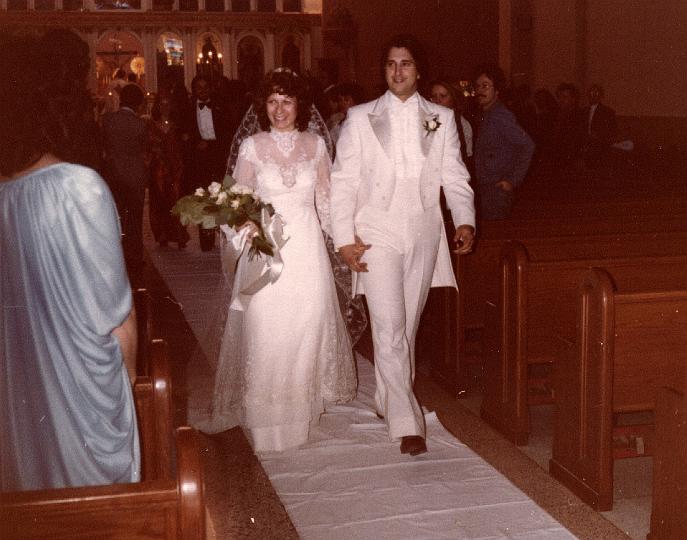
[381,34,428,80]
[254,69,313,132]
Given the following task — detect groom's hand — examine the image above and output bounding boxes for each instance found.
[339,236,371,272]
[453,225,475,255]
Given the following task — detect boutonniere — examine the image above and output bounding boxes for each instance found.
[423,114,442,136]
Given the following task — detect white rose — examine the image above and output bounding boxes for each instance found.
[194,187,206,197]
[216,191,228,205]
[208,182,222,197]
[230,199,240,209]
[231,185,254,195]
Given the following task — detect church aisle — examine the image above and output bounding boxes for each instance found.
[141,213,624,539]
[258,354,576,539]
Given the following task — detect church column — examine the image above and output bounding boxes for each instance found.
[302,31,311,72]
[220,31,231,79]
[228,30,238,79]
[275,0,283,11]
[249,0,256,10]
[85,30,98,95]
[183,31,196,90]
[143,30,157,92]
[265,31,275,72]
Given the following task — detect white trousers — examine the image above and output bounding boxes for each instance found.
[356,207,442,440]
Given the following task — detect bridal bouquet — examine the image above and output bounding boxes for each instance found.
[172,175,276,257]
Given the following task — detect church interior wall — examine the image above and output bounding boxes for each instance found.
[322,0,499,94]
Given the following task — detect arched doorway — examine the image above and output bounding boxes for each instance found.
[195,32,223,89]
[279,33,301,74]
[237,35,265,94]
[95,30,144,110]
[157,31,185,92]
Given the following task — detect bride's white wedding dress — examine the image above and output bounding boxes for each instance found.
[202,129,357,452]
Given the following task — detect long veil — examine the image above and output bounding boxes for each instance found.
[224,102,368,349]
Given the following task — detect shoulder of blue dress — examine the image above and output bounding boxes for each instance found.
[60,164,111,202]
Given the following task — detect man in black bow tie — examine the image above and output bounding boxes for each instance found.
[183,75,229,195]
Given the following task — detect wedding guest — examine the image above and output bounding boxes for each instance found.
[0,31,139,492]
[473,64,534,220]
[533,88,559,158]
[103,68,128,115]
[199,69,357,452]
[552,82,585,168]
[329,82,365,147]
[149,89,190,248]
[102,83,149,274]
[583,84,617,168]
[184,74,230,193]
[39,28,103,173]
[429,78,474,171]
[331,35,475,456]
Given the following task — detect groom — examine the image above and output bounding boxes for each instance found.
[330,34,475,456]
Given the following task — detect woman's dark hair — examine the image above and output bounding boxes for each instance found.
[254,69,312,131]
[473,63,507,93]
[380,34,428,80]
[0,30,97,176]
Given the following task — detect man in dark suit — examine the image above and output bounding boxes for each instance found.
[583,84,617,168]
[184,74,229,193]
[102,83,149,274]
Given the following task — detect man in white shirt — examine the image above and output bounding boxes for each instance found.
[330,35,475,456]
[185,75,228,192]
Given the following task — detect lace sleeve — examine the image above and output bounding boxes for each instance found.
[314,135,333,236]
[232,137,258,190]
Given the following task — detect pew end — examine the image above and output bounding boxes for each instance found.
[648,386,687,539]
[0,426,205,540]
[551,268,687,511]
[550,268,617,511]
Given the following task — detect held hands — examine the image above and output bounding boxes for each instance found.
[339,235,371,272]
[496,179,514,192]
[453,225,475,255]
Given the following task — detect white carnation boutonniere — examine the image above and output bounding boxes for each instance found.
[423,114,442,136]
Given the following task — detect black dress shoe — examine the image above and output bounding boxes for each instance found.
[400,436,427,456]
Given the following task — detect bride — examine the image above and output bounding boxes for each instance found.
[200,69,360,452]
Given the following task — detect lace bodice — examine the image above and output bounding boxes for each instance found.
[233,130,333,235]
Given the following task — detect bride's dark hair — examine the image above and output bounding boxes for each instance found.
[254,68,313,132]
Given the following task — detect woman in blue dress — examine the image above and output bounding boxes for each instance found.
[0,31,140,491]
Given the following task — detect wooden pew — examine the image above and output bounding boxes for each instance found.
[457,230,687,389]
[0,340,205,540]
[480,241,687,444]
[549,268,687,511]
[134,287,154,377]
[648,385,687,539]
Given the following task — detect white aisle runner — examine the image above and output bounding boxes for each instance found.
[258,355,576,540]
[143,219,577,540]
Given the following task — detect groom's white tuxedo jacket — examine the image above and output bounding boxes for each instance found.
[330,91,475,295]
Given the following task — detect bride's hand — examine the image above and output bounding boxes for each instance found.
[239,221,260,239]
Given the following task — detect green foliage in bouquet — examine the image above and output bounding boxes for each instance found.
[172,175,276,257]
